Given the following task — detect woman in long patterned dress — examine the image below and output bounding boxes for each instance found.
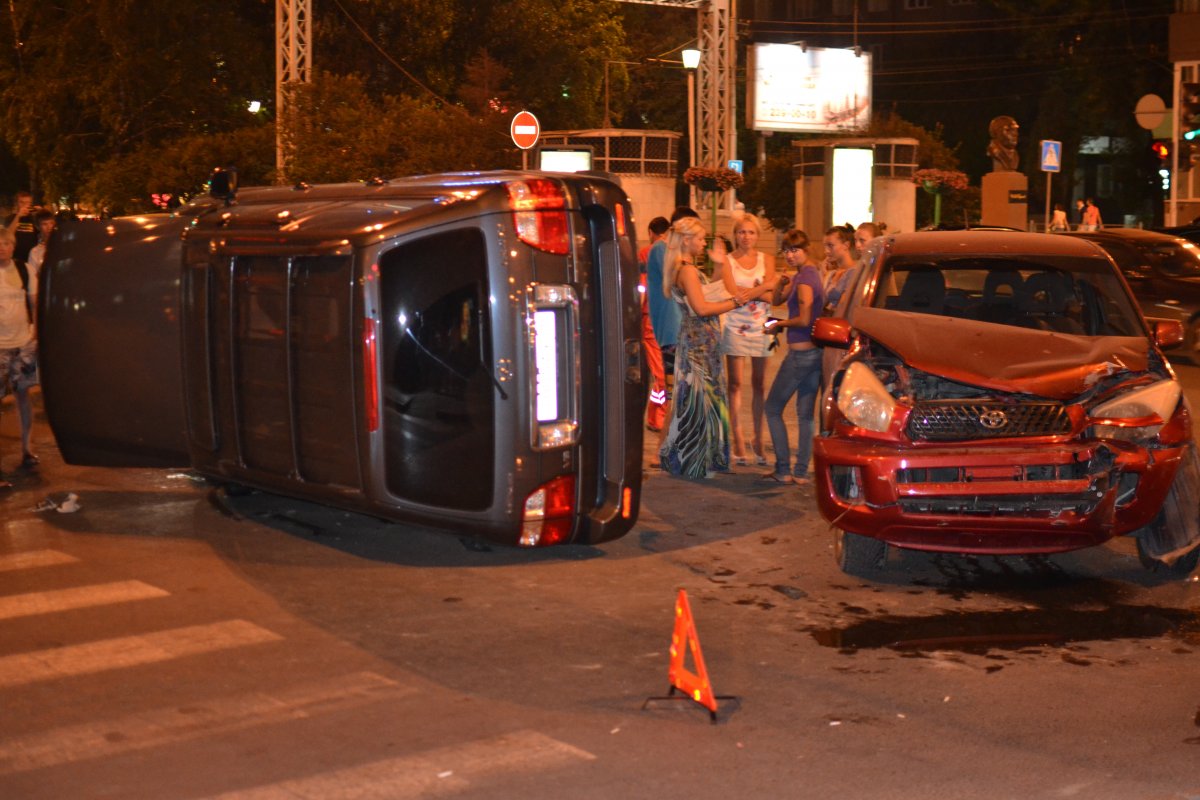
[658,216,750,479]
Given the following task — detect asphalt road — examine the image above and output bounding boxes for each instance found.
[0,358,1198,799]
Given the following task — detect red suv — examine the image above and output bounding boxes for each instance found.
[813,231,1199,576]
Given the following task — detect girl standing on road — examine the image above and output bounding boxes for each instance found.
[659,217,749,479]
[719,214,776,466]
[760,229,824,485]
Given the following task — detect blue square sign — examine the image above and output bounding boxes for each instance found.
[1040,140,1062,173]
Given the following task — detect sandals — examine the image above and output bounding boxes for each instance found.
[757,472,793,484]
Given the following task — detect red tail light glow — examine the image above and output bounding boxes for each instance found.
[507,179,569,255]
[362,317,379,432]
[520,475,576,546]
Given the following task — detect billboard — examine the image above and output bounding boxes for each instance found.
[746,44,871,133]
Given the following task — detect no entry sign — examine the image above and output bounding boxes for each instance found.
[511,111,540,150]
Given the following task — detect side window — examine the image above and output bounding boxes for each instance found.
[379,229,495,510]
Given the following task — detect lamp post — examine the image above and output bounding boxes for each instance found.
[682,48,700,209]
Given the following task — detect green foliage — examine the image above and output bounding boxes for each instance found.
[0,0,272,202]
[739,154,797,231]
[281,73,516,184]
[80,126,275,216]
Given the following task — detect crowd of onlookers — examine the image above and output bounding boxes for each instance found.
[640,205,885,484]
[0,191,56,489]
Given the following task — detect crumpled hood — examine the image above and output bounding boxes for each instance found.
[850,307,1150,400]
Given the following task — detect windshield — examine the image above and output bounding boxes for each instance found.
[1139,239,1200,277]
[869,256,1144,337]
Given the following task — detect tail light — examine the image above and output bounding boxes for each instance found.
[362,317,379,432]
[507,179,570,255]
[520,475,576,546]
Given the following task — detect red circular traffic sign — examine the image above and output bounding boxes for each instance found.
[511,111,540,150]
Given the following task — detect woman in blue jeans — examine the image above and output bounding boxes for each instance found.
[759,229,824,485]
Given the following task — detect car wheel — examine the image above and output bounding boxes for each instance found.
[834,528,888,576]
[1134,443,1200,577]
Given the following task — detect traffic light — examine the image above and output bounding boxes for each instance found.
[1181,82,1200,139]
[1180,138,1199,172]
[1151,139,1170,163]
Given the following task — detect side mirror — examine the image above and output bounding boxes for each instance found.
[813,316,852,348]
[209,166,238,206]
[1149,318,1184,350]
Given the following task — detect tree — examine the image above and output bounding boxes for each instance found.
[0,0,272,203]
[281,72,515,184]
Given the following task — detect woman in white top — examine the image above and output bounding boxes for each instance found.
[718,214,776,466]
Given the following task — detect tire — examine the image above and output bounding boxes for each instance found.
[834,528,888,576]
[1136,533,1200,577]
[1134,443,1200,578]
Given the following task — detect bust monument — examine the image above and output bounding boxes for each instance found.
[986,115,1020,173]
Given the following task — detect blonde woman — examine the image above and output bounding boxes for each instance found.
[659,216,745,479]
[719,214,776,465]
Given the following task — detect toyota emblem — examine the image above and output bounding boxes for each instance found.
[978,409,1008,430]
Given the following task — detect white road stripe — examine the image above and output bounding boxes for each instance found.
[0,580,169,621]
[0,550,79,572]
[0,620,283,689]
[0,672,408,774]
[202,730,596,799]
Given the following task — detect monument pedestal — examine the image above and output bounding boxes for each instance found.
[981,172,1028,229]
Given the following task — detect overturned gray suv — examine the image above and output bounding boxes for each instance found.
[39,171,646,546]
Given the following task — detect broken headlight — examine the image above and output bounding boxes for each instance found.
[837,362,897,433]
[1089,379,1181,443]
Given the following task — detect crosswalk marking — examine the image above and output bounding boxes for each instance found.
[0,549,79,572]
[0,671,409,774]
[0,580,169,621]
[0,620,283,689]
[201,730,596,799]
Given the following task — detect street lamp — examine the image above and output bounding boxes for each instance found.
[682,48,701,209]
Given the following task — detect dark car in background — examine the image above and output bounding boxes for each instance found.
[39,171,646,548]
[1066,228,1200,362]
[812,231,1199,577]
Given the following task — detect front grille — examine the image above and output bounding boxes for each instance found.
[906,401,1072,441]
[898,493,1100,516]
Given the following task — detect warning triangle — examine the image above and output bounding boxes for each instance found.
[667,589,718,714]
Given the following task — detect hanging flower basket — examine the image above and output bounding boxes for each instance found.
[911,168,968,226]
[912,168,968,194]
[683,165,745,193]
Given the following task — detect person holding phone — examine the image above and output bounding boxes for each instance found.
[658,216,748,479]
[759,229,824,485]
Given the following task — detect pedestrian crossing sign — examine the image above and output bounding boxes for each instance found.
[1040,140,1062,173]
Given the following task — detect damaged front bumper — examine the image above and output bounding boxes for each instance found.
[813,436,1187,554]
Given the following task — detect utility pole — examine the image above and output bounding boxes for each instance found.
[276,0,312,183]
[610,0,735,194]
